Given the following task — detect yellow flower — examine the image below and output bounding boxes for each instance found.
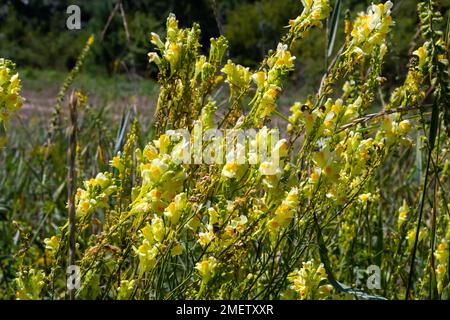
[164,42,181,70]
[135,240,158,274]
[397,200,409,228]
[198,229,215,247]
[44,236,60,253]
[221,60,251,95]
[118,280,135,300]
[435,241,448,263]
[195,257,218,283]
[208,207,219,225]
[222,162,239,178]
[87,35,95,46]
[398,120,411,133]
[164,193,187,225]
[0,58,23,125]
[413,45,428,69]
[148,52,161,65]
[252,71,266,88]
[151,216,165,243]
[143,144,158,161]
[150,32,164,48]
[274,43,296,69]
[436,264,446,275]
[171,242,184,256]
[358,193,371,204]
[259,161,280,176]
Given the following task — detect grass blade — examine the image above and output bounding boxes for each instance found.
[327,0,341,57]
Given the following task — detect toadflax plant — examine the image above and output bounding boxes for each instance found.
[12,0,450,300]
[0,58,23,127]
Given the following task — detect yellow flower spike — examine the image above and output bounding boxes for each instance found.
[0,58,23,126]
[289,259,332,299]
[397,200,409,228]
[87,35,95,46]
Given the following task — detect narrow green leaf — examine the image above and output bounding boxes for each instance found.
[327,0,341,57]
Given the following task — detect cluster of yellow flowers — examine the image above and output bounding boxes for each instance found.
[288,0,332,38]
[117,280,136,300]
[287,260,333,299]
[435,223,450,294]
[15,269,45,300]
[348,1,394,56]
[251,44,296,122]
[43,235,60,256]
[244,0,331,126]
[75,172,116,218]
[222,61,252,99]
[388,44,429,110]
[289,94,412,206]
[268,188,299,234]
[0,58,23,126]
[130,141,189,272]
[148,14,200,73]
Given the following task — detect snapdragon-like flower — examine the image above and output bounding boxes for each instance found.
[268,43,296,70]
[413,43,429,71]
[268,187,299,233]
[75,172,116,217]
[0,58,23,126]
[288,0,332,37]
[117,280,136,300]
[164,192,187,225]
[348,2,394,56]
[43,236,60,255]
[406,227,427,250]
[195,256,218,283]
[134,240,159,274]
[15,269,45,300]
[221,60,252,98]
[288,260,333,299]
